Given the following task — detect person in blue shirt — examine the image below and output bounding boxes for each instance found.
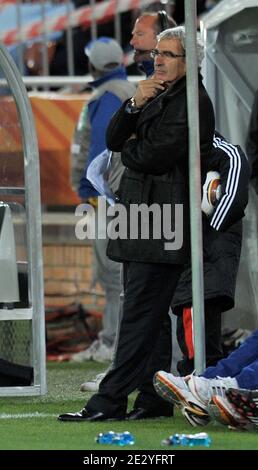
[70,37,135,363]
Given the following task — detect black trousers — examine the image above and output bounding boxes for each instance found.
[177,301,223,376]
[133,309,173,410]
[86,261,182,417]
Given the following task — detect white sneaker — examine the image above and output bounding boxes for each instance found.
[154,371,207,415]
[92,342,114,363]
[181,406,211,427]
[188,376,238,406]
[80,372,107,392]
[207,395,254,430]
[70,339,101,363]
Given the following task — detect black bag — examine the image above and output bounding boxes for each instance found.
[0,358,33,386]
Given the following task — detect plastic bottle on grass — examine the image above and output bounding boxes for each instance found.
[96,431,135,446]
[162,432,211,447]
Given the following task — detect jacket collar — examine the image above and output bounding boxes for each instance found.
[138,59,154,77]
[137,74,188,127]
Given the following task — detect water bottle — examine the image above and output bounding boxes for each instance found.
[162,432,211,447]
[96,431,135,446]
[96,431,115,444]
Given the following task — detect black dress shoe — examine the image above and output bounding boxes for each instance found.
[126,407,173,420]
[58,408,124,422]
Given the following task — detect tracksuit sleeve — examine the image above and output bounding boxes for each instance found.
[210,135,250,232]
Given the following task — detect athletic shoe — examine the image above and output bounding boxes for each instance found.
[181,406,211,427]
[188,375,238,406]
[154,371,208,415]
[92,342,114,363]
[70,340,113,363]
[70,339,101,362]
[207,394,254,430]
[80,372,107,392]
[226,388,258,427]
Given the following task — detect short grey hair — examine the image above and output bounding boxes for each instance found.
[157,26,204,67]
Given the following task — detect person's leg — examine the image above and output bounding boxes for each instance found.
[132,310,174,414]
[234,358,258,390]
[204,302,223,366]
[176,307,193,375]
[85,262,182,418]
[79,270,124,391]
[93,210,122,348]
[177,303,223,376]
[100,276,121,347]
[203,330,258,379]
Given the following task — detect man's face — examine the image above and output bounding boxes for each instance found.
[130,16,157,62]
[153,38,186,84]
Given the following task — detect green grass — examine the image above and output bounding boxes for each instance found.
[0,362,257,450]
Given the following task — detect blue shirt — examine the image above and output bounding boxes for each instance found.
[79,66,128,199]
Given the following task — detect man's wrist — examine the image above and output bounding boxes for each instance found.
[126,97,141,114]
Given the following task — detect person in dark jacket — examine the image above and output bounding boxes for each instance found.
[78,11,249,413]
[58,26,215,421]
[126,11,249,384]
[173,132,250,375]
[127,5,248,406]
[79,9,178,394]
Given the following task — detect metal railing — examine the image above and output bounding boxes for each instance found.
[185,0,205,374]
[0,74,141,92]
[0,41,46,396]
[2,0,173,77]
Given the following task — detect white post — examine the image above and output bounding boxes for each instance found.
[184,0,206,374]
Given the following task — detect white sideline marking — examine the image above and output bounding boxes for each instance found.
[0,412,57,419]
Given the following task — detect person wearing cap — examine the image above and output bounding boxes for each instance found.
[70,37,135,364]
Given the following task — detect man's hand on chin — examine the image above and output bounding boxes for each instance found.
[133,77,165,107]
